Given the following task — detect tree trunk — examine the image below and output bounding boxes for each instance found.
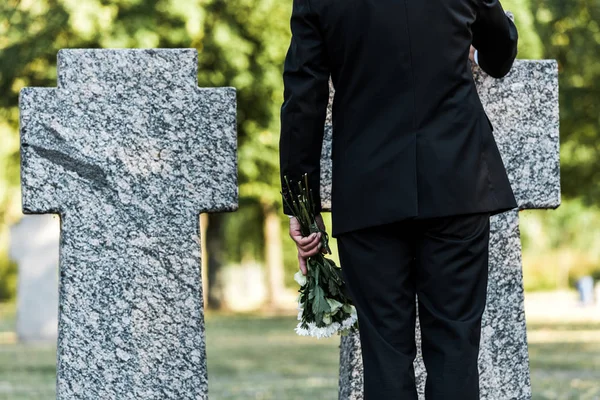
[205,212,227,310]
[200,213,209,310]
[262,202,287,309]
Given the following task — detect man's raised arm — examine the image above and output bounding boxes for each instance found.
[279,0,330,215]
[471,1,519,79]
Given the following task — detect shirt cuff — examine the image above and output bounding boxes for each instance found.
[287,215,294,219]
[474,49,479,66]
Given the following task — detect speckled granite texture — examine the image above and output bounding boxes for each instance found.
[334,60,560,400]
[20,49,238,399]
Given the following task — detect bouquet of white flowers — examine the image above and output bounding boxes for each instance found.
[282,173,359,339]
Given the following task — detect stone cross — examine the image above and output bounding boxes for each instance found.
[19,49,238,399]
[9,213,60,343]
[320,60,560,399]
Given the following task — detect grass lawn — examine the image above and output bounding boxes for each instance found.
[0,307,598,399]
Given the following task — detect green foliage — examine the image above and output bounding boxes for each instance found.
[0,0,294,300]
[221,198,265,265]
[198,0,291,206]
[504,0,600,291]
[501,0,544,58]
[0,0,599,300]
[0,1,71,299]
[530,0,600,204]
[0,254,17,302]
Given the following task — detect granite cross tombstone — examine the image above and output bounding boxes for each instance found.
[9,213,60,343]
[319,60,560,400]
[20,49,237,399]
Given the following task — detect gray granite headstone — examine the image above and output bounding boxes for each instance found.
[9,213,60,343]
[325,60,560,400]
[19,49,237,399]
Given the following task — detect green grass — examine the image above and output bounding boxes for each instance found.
[0,312,342,400]
[529,339,600,400]
[0,344,56,400]
[0,309,598,399]
[205,314,340,399]
[527,321,600,332]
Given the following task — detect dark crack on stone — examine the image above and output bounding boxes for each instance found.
[28,144,109,189]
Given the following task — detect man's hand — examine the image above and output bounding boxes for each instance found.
[289,214,328,275]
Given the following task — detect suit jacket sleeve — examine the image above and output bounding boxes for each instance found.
[279,0,330,215]
[471,0,519,78]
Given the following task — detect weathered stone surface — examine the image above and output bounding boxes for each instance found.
[473,61,561,209]
[20,49,237,399]
[9,213,60,343]
[333,60,560,399]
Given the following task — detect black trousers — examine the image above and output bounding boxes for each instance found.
[336,212,491,400]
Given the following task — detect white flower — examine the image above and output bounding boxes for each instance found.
[294,302,358,339]
[341,310,358,329]
[294,271,307,286]
[315,322,342,339]
[295,323,310,336]
[295,315,354,339]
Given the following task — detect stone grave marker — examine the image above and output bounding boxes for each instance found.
[317,60,560,400]
[9,213,60,343]
[19,49,237,399]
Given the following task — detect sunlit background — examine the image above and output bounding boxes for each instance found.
[0,0,599,399]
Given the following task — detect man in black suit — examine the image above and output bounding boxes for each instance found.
[279,0,518,398]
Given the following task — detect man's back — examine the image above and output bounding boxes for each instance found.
[320,0,478,134]
[279,0,519,237]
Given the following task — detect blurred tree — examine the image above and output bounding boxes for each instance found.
[3,0,596,304]
[502,0,544,59]
[0,0,209,300]
[0,0,295,307]
[500,0,600,292]
[0,0,72,300]
[198,0,294,309]
[530,0,600,205]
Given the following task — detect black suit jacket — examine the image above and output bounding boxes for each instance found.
[279,0,519,238]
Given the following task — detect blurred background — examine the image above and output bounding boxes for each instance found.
[0,0,599,399]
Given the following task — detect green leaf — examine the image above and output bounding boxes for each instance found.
[328,278,340,296]
[312,285,331,315]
